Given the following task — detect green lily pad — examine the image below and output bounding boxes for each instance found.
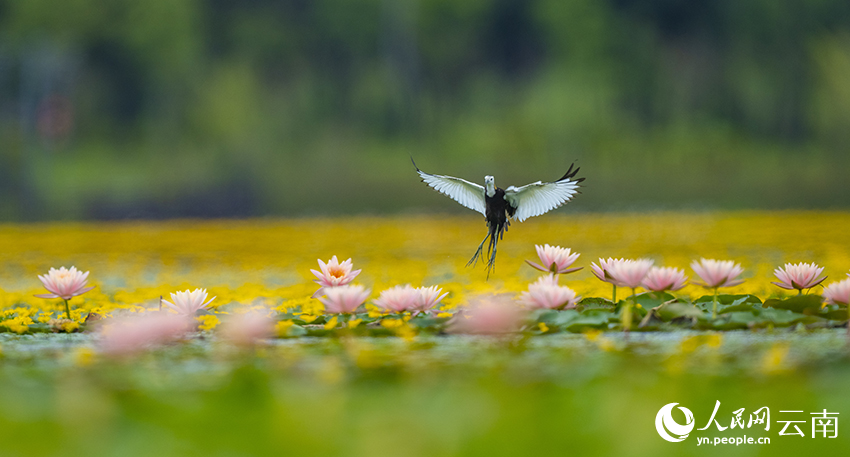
[656,302,707,321]
[699,312,753,330]
[408,317,450,328]
[818,305,849,321]
[763,295,823,314]
[694,294,762,305]
[616,292,676,310]
[531,309,561,326]
[577,297,614,311]
[756,308,824,327]
[562,309,612,332]
[694,295,762,314]
[284,324,307,337]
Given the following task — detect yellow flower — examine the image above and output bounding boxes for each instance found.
[394,324,416,341]
[761,344,791,373]
[195,314,220,331]
[538,322,549,333]
[583,329,602,341]
[61,321,80,333]
[299,314,319,323]
[275,320,294,336]
[706,333,723,348]
[323,316,338,330]
[73,347,95,367]
[300,301,324,316]
[380,319,404,329]
[1,316,33,334]
[347,318,362,329]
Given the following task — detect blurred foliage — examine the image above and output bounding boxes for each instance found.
[0,331,849,456]
[2,0,850,219]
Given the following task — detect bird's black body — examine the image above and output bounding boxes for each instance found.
[468,188,516,275]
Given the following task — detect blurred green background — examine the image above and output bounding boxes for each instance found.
[2,0,850,220]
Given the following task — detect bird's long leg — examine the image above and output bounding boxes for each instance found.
[466,230,491,268]
[485,222,501,279]
[485,238,498,279]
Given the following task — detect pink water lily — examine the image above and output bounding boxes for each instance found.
[691,259,745,319]
[606,259,655,290]
[310,256,361,298]
[642,267,688,293]
[413,285,449,313]
[590,258,628,286]
[526,244,582,274]
[35,266,95,300]
[219,312,275,346]
[161,289,216,316]
[99,313,192,356]
[690,259,745,288]
[319,284,370,314]
[448,295,524,335]
[374,285,419,313]
[823,278,850,306]
[519,274,580,310]
[772,262,826,292]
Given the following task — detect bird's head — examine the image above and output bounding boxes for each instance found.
[484,175,495,196]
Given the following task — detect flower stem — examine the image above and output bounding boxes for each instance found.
[612,284,617,303]
[622,299,632,333]
[711,288,718,320]
[63,299,71,320]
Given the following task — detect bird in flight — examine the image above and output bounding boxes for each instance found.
[412,158,585,277]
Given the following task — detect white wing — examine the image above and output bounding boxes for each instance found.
[413,161,486,215]
[504,164,583,222]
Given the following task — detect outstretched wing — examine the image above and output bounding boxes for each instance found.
[412,158,486,215]
[504,163,584,222]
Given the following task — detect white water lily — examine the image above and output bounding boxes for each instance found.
[161,288,216,316]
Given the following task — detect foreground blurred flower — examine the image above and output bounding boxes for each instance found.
[772,262,826,293]
[318,284,370,314]
[526,244,582,274]
[590,258,627,302]
[219,312,275,346]
[374,285,419,313]
[34,266,95,319]
[519,274,580,310]
[691,259,745,319]
[161,289,216,316]
[823,278,850,306]
[412,285,449,313]
[642,267,688,293]
[448,295,525,334]
[99,313,192,356]
[310,256,361,298]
